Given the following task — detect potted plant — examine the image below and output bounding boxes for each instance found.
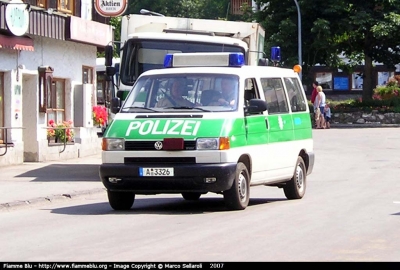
[92,106,107,127]
[47,119,74,143]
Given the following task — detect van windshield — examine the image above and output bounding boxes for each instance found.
[121,74,239,112]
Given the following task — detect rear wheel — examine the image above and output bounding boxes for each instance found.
[182,192,201,200]
[284,156,306,199]
[223,162,250,210]
[107,190,135,210]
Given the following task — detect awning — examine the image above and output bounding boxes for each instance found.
[0,34,34,51]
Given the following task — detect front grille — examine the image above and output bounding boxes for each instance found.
[125,140,196,151]
[124,157,196,164]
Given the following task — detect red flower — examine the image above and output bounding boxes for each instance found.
[93,106,107,126]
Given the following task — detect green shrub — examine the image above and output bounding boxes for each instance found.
[331,97,400,113]
[373,76,400,100]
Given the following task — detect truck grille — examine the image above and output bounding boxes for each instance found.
[125,140,196,151]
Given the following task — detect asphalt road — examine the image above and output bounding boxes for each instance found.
[1,128,400,262]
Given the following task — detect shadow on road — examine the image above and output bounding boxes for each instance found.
[49,196,286,215]
[16,164,100,182]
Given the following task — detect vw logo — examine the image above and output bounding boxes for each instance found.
[154,141,163,150]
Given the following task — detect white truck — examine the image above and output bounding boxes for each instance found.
[104,13,266,117]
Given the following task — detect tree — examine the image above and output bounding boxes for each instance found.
[255,0,400,100]
[125,0,230,19]
[254,0,347,86]
[333,1,400,101]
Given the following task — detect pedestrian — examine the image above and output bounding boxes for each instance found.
[315,85,326,129]
[310,81,319,111]
[324,103,331,129]
[310,81,319,128]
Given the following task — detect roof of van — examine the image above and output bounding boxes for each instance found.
[139,65,300,79]
[126,32,248,49]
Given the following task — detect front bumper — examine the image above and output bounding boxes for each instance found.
[99,163,237,194]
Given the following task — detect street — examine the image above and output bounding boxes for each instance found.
[1,128,400,262]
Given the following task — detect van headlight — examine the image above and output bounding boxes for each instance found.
[102,138,125,151]
[196,137,230,150]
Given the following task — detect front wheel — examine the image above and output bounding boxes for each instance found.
[107,190,135,210]
[284,156,306,199]
[223,162,250,210]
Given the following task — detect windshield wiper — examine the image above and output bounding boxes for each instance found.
[121,106,158,112]
[164,106,212,112]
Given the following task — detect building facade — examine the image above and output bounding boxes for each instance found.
[0,0,113,166]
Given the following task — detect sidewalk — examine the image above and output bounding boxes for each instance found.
[0,152,105,212]
[325,123,400,129]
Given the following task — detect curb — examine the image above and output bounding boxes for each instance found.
[0,188,106,213]
[330,124,400,129]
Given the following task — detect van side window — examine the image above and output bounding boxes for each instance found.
[244,78,260,106]
[260,78,289,114]
[284,78,307,112]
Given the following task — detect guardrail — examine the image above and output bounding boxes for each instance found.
[0,127,25,156]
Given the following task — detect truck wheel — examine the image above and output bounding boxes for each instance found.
[284,156,306,200]
[223,162,250,210]
[107,190,135,210]
[182,192,201,200]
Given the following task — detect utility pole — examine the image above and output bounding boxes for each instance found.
[293,0,302,81]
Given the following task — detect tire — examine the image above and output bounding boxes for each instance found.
[223,162,250,210]
[182,192,202,201]
[107,190,135,210]
[284,156,306,200]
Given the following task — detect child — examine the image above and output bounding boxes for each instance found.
[324,103,331,129]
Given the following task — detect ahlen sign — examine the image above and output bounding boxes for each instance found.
[94,0,128,17]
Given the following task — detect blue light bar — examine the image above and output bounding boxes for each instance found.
[229,53,245,67]
[164,54,173,68]
[163,52,245,68]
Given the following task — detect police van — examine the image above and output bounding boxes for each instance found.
[99,52,314,211]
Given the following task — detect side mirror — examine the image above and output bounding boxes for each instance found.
[258,58,269,66]
[111,97,121,114]
[246,99,267,113]
[116,91,124,99]
[105,67,116,81]
[105,45,114,67]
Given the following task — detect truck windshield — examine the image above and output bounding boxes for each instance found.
[120,39,246,86]
[121,74,239,112]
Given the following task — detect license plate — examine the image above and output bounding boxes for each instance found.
[139,167,174,177]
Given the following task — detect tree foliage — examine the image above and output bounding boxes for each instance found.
[102,0,400,100]
[333,0,400,100]
[255,0,400,100]
[125,0,231,19]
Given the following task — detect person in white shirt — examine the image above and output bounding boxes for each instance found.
[315,86,326,129]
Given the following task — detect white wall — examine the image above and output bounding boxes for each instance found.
[0,35,99,164]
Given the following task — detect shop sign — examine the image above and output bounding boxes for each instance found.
[94,0,128,17]
[5,0,30,36]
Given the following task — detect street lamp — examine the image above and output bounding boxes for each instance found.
[293,0,302,80]
[140,9,165,17]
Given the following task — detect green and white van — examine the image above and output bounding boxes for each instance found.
[100,52,314,211]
